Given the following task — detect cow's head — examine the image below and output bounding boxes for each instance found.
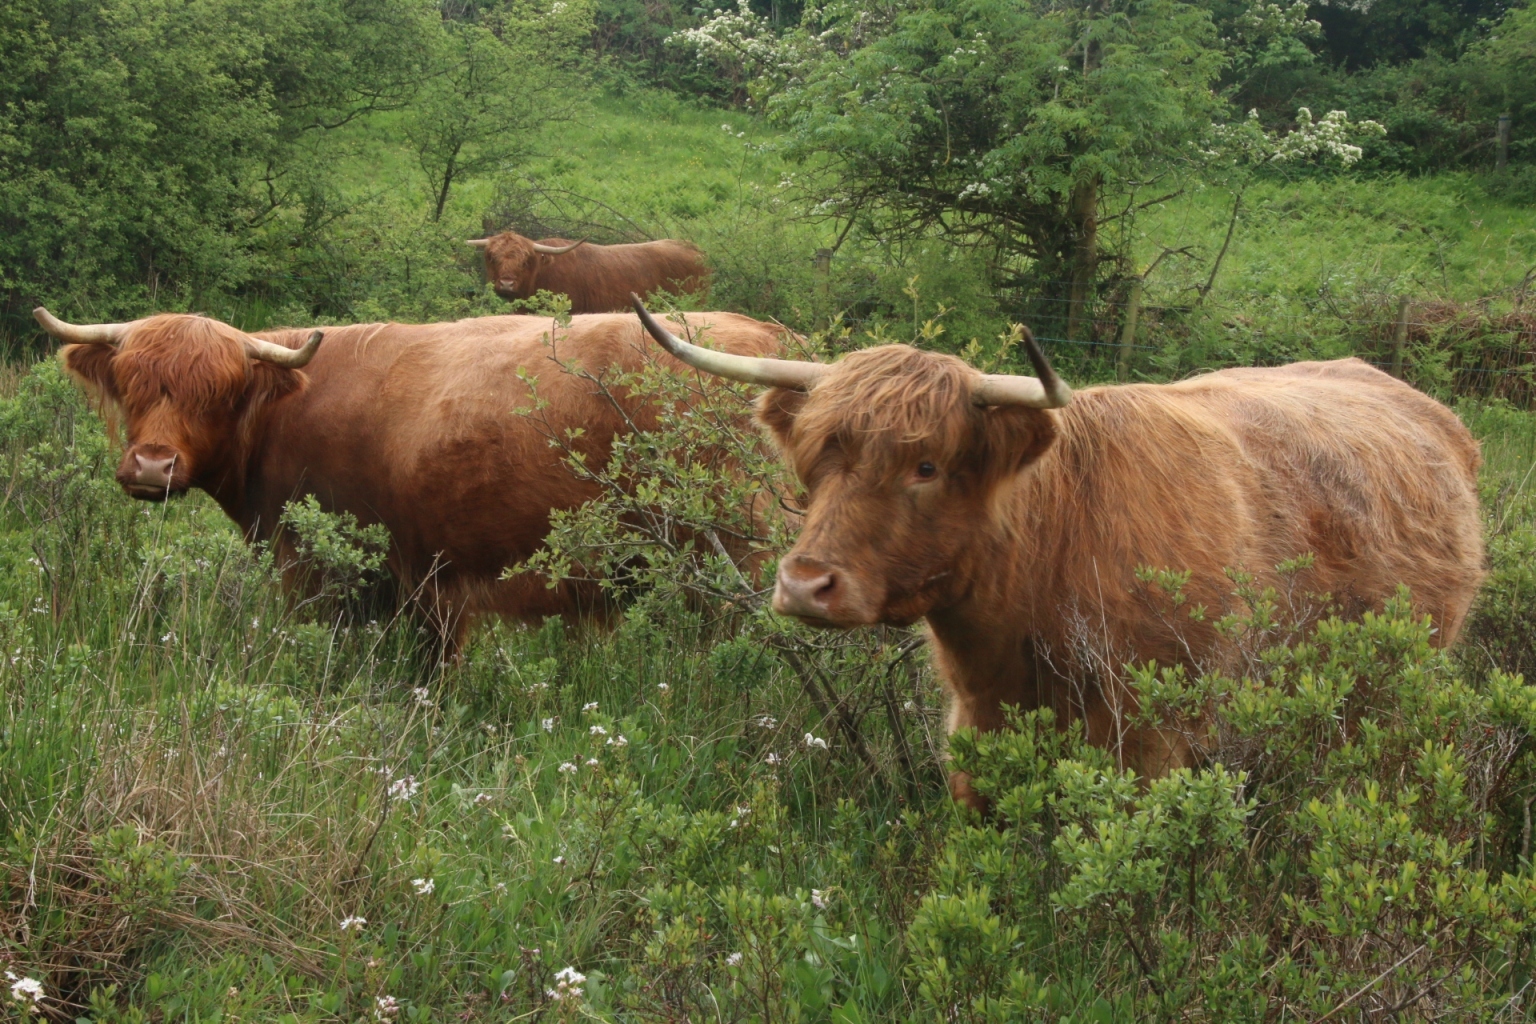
[35,308,322,501]
[467,233,586,300]
[631,296,1071,628]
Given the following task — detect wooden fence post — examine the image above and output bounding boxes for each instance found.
[1498,113,1511,171]
[1392,295,1410,380]
[1117,276,1144,382]
[813,247,832,299]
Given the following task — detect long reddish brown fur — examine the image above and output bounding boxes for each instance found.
[479,232,710,312]
[758,348,1485,805]
[62,311,787,644]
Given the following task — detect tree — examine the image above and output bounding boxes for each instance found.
[404,0,591,222]
[685,0,1226,336]
[0,0,440,332]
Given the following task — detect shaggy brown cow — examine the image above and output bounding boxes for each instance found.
[467,231,710,312]
[632,297,1486,808]
[37,307,786,644]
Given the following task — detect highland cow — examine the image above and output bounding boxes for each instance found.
[468,231,710,312]
[632,296,1486,809]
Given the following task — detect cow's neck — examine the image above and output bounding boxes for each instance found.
[197,404,281,539]
[927,413,1086,660]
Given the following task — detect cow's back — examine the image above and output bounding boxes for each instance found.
[542,241,710,313]
[1014,357,1484,666]
[245,312,783,616]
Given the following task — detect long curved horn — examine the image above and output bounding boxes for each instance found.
[465,238,490,249]
[972,326,1072,409]
[243,330,323,369]
[631,294,829,390]
[33,307,137,346]
[532,239,587,255]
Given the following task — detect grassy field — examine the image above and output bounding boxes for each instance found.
[6,88,1536,1022]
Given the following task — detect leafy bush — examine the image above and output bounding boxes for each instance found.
[922,596,1536,1021]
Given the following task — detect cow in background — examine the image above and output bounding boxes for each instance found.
[631,297,1486,810]
[468,231,710,312]
[37,306,786,646]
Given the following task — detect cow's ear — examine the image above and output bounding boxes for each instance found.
[247,363,310,407]
[59,344,119,399]
[755,387,808,447]
[979,406,1056,484]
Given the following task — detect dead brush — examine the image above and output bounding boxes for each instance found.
[1,692,399,1017]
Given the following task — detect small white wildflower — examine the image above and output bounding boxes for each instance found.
[411,877,435,896]
[725,952,743,966]
[494,881,507,893]
[387,775,420,802]
[374,994,400,1019]
[765,752,782,765]
[582,701,599,712]
[903,700,915,711]
[474,792,494,806]
[585,757,599,767]
[804,733,828,751]
[558,762,578,775]
[606,734,628,748]
[553,855,567,865]
[656,682,670,692]
[589,724,608,737]
[542,717,556,732]
[7,974,45,1009]
[160,631,176,644]
[339,915,367,931]
[547,966,586,1001]
[811,889,828,909]
[412,687,432,708]
[755,715,777,728]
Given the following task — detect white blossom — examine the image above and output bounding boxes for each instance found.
[582,701,599,712]
[811,889,828,909]
[412,687,432,708]
[553,855,567,865]
[589,724,608,737]
[606,734,628,748]
[804,733,828,750]
[339,915,368,931]
[585,757,599,767]
[474,792,494,806]
[547,966,586,1001]
[387,775,420,802]
[726,952,743,966]
[6,973,45,1010]
[374,995,400,1020]
[558,761,578,775]
[656,682,670,692]
[411,877,435,896]
[765,752,782,765]
[754,715,777,729]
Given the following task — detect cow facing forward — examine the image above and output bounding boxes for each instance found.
[632,298,1486,809]
[38,307,787,645]
[468,231,710,312]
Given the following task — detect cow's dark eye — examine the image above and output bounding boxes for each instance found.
[915,461,937,480]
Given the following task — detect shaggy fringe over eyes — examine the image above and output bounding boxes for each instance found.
[113,315,255,414]
[788,345,986,474]
[483,234,537,282]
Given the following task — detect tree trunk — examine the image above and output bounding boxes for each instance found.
[432,145,462,222]
[1066,176,1099,342]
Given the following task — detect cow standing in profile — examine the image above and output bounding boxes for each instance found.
[468,231,710,312]
[631,297,1486,809]
[37,306,787,647]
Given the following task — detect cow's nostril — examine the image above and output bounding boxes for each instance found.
[813,574,836,598]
